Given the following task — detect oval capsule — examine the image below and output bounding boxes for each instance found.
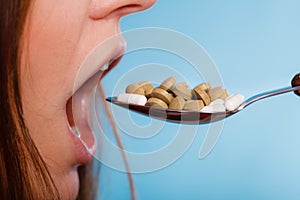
[225,94,245,111]
[117,93,147,106]
[209,99,224,106]
[201,104,226,113]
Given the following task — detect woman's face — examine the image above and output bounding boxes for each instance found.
[21,0,155,199]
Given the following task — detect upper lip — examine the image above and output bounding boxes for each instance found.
[71,35,126,97]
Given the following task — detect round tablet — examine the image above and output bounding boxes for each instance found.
[194,82,211,92]
[193,88,211,106]
[126,83,145,95]
[183,100,205,111]
[160,77,176,91]
[169,96,185,110]
[152,88,174,104]
[139,81,154,98]
[146,98,168,109]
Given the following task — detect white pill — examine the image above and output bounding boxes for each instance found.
[117,93,147,106]
[201,104,226,113]
[209,99,224,106]
[225,94,235,101]
[225,94,245,111]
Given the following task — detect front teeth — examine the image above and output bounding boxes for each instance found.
[71,126,81,138]
[99,63,109,71]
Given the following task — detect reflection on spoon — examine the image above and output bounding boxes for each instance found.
[106,74,300,124]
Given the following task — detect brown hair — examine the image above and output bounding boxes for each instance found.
[0,1,135,199]
[0,0,98,199]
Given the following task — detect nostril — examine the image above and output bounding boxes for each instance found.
[116,4,143,14]
[89,3,145,20]
[89,0,157,20]
[89,0,156,20]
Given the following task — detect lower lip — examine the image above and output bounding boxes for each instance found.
[67,123,96,165]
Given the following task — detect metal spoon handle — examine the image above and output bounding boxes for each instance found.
[239,85,300,110]
[239,73,300,110]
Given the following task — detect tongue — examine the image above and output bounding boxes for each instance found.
[66,72,102,152]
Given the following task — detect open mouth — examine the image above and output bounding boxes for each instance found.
[65,55,123,161]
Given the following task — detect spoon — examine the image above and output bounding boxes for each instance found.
[106,74,300,124]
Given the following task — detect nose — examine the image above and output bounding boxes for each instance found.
[89,0,156,20]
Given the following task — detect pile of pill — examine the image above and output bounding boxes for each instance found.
[117,77,245,113]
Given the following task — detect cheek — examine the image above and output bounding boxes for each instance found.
[23,0,91,105]
[19,0,92,176]
[23,0,119,106]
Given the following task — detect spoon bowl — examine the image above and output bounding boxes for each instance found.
[106,97,239,124]
[106,74,300,124]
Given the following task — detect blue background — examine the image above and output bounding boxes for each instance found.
[99,1,300,199]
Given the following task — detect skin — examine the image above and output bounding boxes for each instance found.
[20,0,156,199]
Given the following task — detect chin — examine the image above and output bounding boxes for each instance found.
[55,167,80,200]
